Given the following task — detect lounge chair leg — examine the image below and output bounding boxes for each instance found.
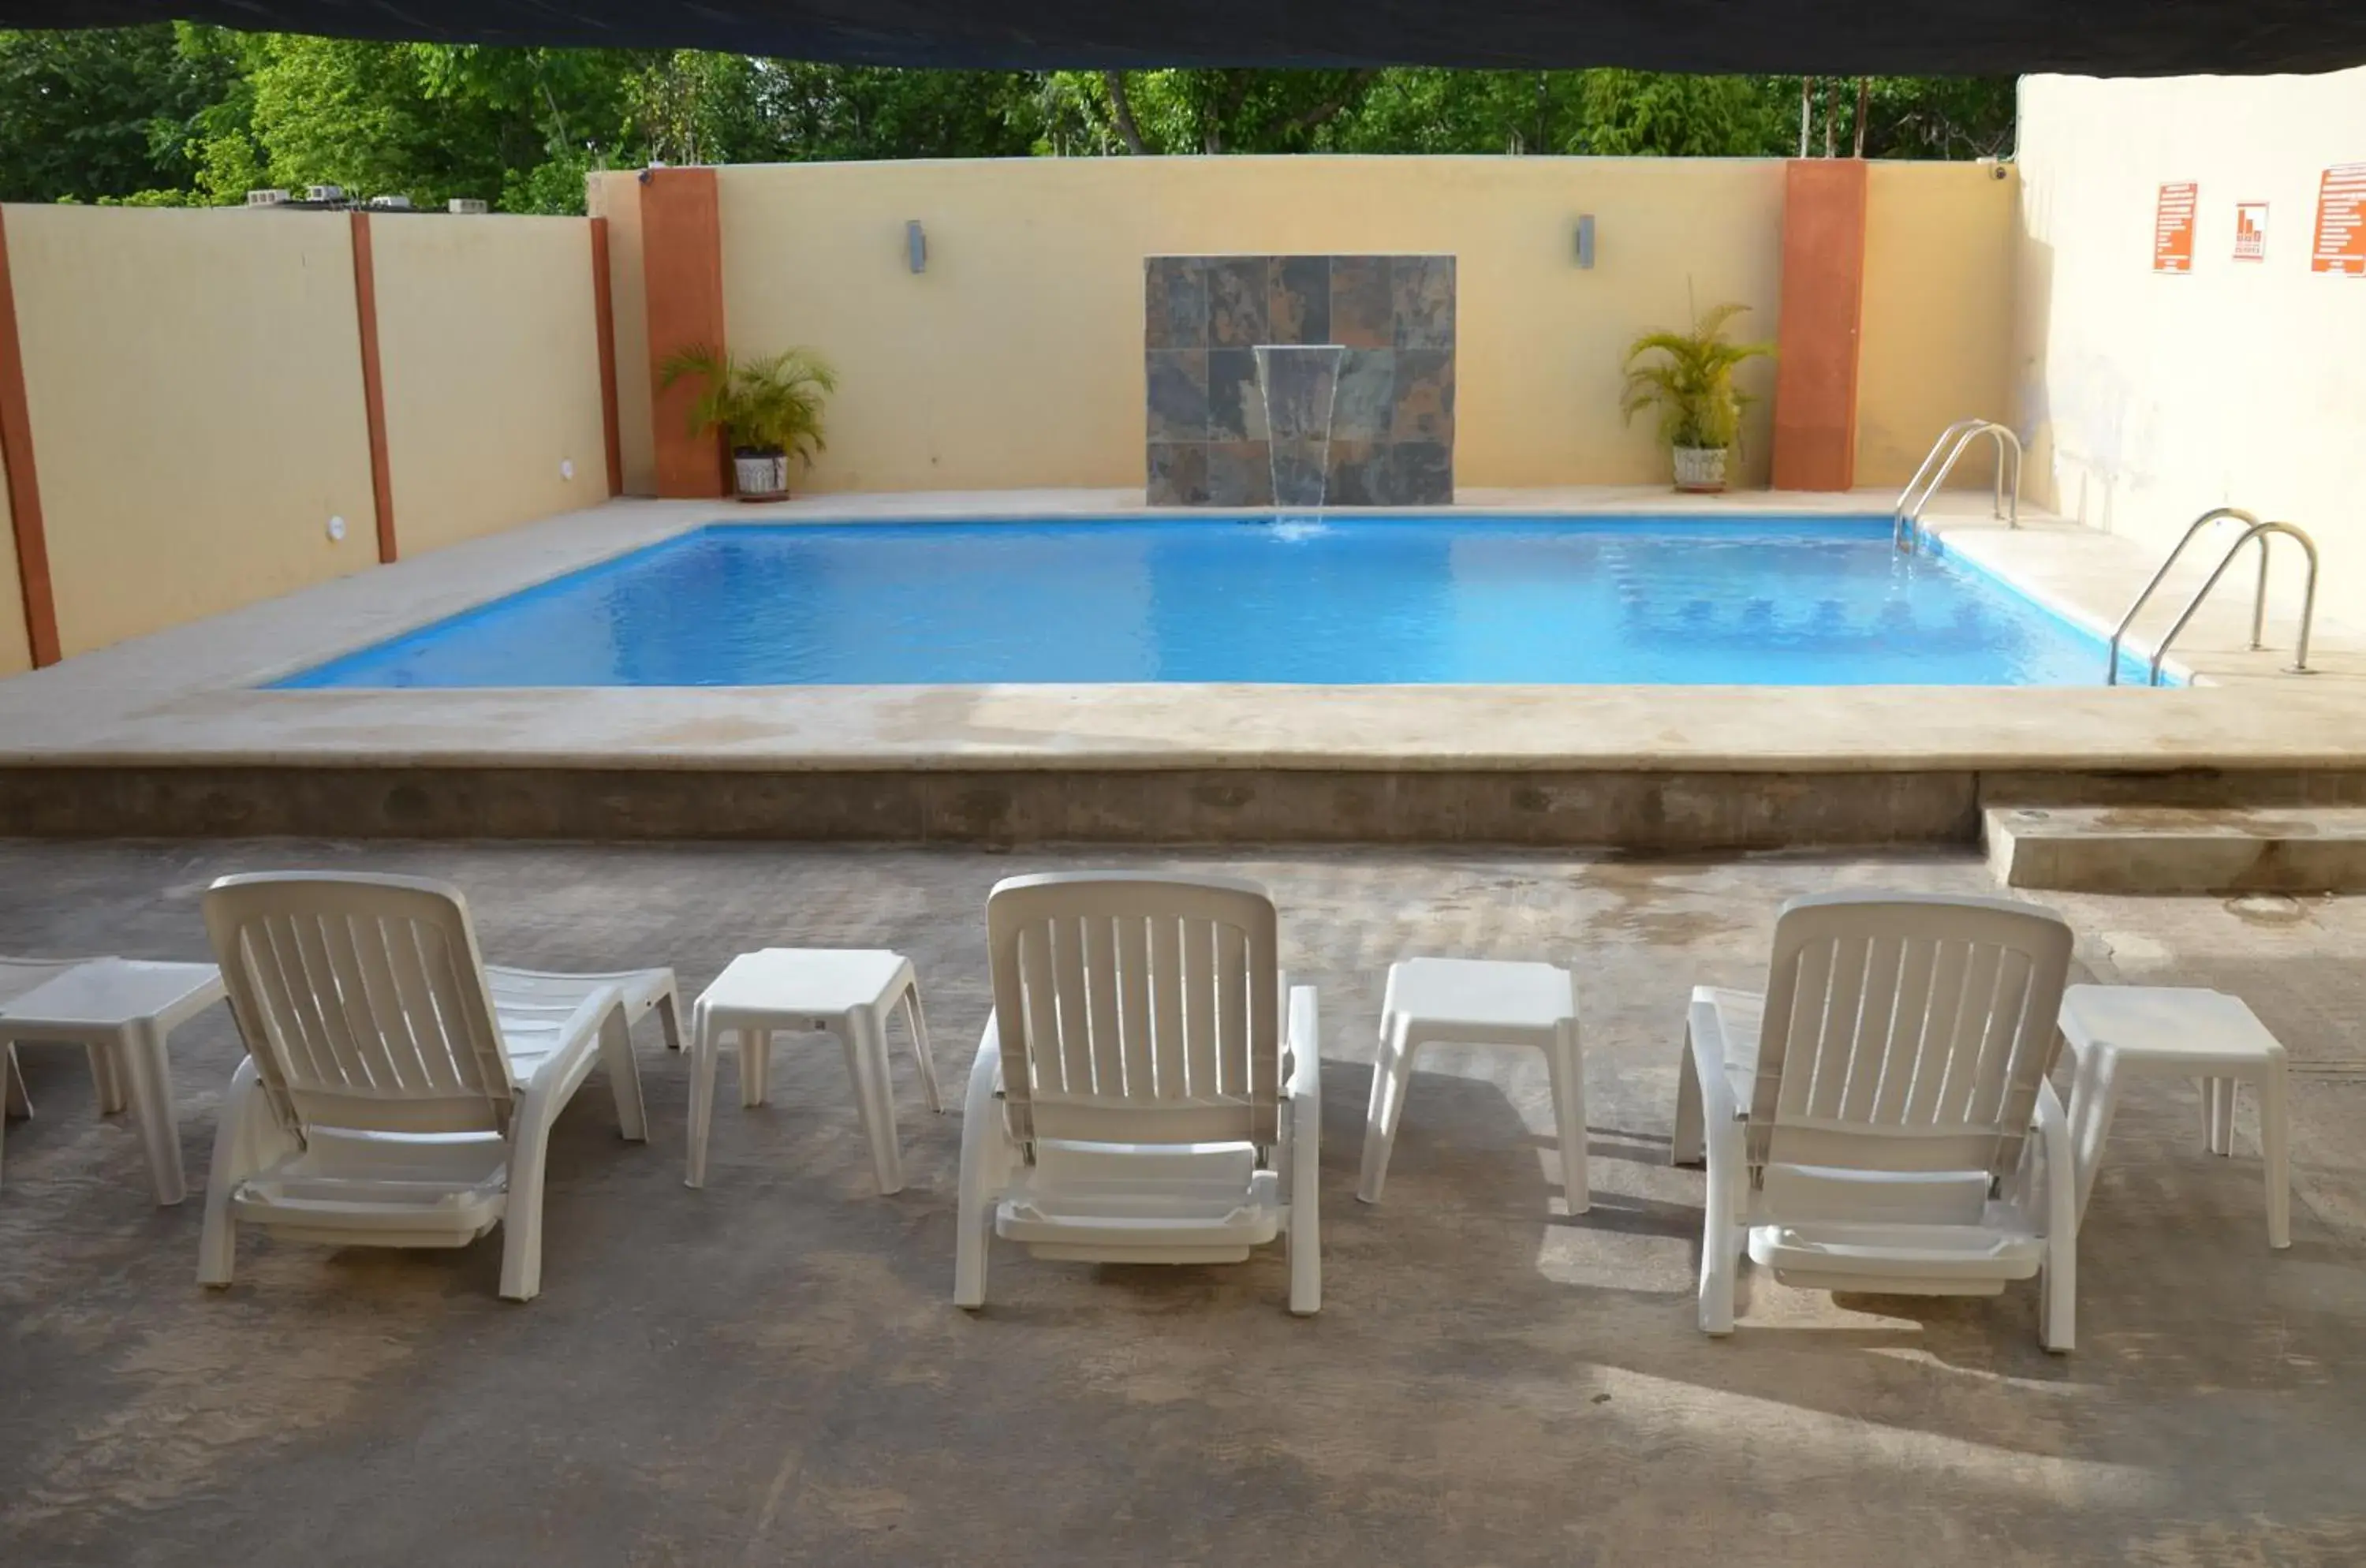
[198,1059,288,1289]
[499,1088,559,1303]
[2036,1079,2077,1353]
[953,1041,1005,1310]
[1287,987,1322,1315]
[654,987,685,1052]
[599,1007,648,1144]
[1672,1023,1706,1167]
[1699,1127,1742,1336]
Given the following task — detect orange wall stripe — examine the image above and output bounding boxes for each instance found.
[1771,159,1870,492]
[0,207,59,666]
[590,215,624,496]
[640,168,728,498]
[349,211,398,563]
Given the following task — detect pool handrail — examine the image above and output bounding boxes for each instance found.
[2119,517,2320,687]
[1894,420,2022,551]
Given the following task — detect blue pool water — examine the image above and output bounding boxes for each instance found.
[277,517,2154,688]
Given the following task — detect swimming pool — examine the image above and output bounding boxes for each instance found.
[277,517,2157,688]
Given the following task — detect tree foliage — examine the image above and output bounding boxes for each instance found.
[0,28,2017,211]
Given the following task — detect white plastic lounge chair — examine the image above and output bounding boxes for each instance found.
[196,872,663,1301]
[953,872,1321,1315]
[1672,892,2079,1350]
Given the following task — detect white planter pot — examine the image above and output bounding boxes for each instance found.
[733,451,789,501]
[1672,446,1729,493]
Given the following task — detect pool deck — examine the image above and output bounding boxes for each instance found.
[8,838,2366,1566]
[3,487,2364,845]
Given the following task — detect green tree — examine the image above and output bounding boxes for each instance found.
[0,35,2020,215]
[0,24,241,202]
[756,63,1040,161]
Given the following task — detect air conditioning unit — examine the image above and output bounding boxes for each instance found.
[367,194,413,211]
[305,184,345,203]
[245,189,291,207]
[447,198,489,215]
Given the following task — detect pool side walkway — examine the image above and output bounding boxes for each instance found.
[2,487,2363,844]
[4,839,2364,1566]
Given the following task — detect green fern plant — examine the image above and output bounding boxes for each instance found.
[659,344,838,465]
[1619,302,1774,451]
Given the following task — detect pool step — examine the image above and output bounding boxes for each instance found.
[1984,805,2366,894]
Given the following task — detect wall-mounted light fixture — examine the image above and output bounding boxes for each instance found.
[1574,214,1596,270]
[906,220,927,274]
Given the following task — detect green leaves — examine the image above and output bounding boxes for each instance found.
[0,39,2018,211]
[660,344,838,464]
[1621,304,1774,452]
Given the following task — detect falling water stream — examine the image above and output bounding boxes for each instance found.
[1252,344,1343,529]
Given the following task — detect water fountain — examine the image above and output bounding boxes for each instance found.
[1252,344,1343,528]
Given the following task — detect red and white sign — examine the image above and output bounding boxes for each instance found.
[2313,163,2366,275]
[2153,181,2198,273]
[2234,202,2268,261]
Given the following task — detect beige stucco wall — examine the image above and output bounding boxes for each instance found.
[371,215,610,556]
[715,156,1798,492]
[5,205,378,658]
[706,156,2010,496]
[1858,160,2018,488]
[588,173,657,496]
[0,435,28,675]
[2014,69,2366,622]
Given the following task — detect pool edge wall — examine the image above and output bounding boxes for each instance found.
[6,764,2364,849]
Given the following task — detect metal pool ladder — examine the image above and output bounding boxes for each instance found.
[1893,418,2022,551]
[2106,506,2320,685]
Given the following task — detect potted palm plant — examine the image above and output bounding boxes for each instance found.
[1619,303,1774,492]
[659,344,838,502]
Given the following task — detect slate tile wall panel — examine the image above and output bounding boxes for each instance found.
[1146,253,1453,506]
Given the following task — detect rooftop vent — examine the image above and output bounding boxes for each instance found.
[304,184,345,204]
[367,194,413,211]
[448,198,489,215]
[244,189,291,207]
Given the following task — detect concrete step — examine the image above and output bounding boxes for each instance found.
[1985,805,2366,894]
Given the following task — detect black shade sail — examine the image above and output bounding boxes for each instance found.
[2,0,2362,77]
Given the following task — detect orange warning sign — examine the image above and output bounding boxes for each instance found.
[2234,202,2268,261]
[2312,163,2366,275]
[2153,182,2197,273]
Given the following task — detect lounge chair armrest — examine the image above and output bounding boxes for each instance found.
[1686,995,1743,1126]
[966,1010,1008,1122]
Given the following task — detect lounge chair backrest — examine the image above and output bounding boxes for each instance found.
[986,872,1281,1147]
[1750,892,2073,1180]
[202,872,515,1137]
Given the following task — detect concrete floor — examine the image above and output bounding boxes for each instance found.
[3,840,2363,1566]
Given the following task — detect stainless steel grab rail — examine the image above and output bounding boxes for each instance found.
[2140,521,2319,686]
[1893,420,2021,551]
[2104,506,2258,683]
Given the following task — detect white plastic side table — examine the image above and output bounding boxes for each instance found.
[688,949,942,1193]
[0,958,226,1204]
[2058,984,2290,1249]
[1360,958,1588,1213]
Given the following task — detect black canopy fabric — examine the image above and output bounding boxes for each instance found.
[6,0,2364,77]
